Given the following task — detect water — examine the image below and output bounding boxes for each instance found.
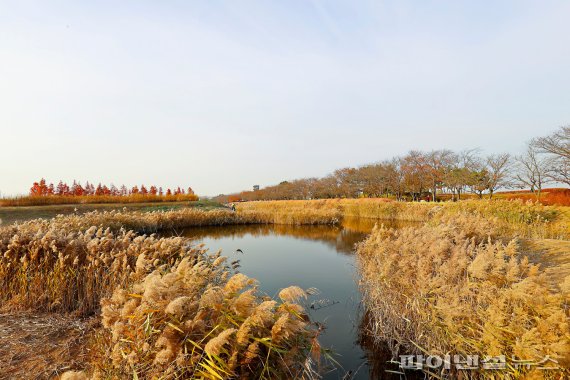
[174,219,410,379]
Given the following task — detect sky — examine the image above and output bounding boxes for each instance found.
[1,1,569,196]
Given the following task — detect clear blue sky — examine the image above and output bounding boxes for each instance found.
[1,1,569,196]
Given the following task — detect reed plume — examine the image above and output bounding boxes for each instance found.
[357,214,570,379]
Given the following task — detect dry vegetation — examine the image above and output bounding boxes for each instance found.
[0,193,199,207]
[0,313,96,379]
[0,208,329,379]
[357,214,570,379]
[236,198,570,239]
[93,262,319,379]
[500,188,570,206]
[0,206,345,315]
[1,198,569,378]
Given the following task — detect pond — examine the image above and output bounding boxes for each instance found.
[173,218,414,380]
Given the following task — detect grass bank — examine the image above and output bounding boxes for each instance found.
[236,198,570,239]
[0,193,199,207]
[0,200,222,226]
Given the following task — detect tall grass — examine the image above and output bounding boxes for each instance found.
[237,198,569,239]
[0,205,349,316]
[0,205,341,315]
[0,210,323,379]
[0,194,199,207]
[357,214,570,379]
[0,223,205,315]
[91,262,320,379]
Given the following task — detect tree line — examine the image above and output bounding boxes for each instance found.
[30,179,195,197]
[218,126,569,202]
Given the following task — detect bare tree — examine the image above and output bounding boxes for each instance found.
[532,126,570,186]
[514,144,551,199]
[486,153,512,199]
[548,159,570,186]
[532,126,570,160]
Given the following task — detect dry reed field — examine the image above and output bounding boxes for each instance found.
[237,198,570,239]
[357,214,570,379]
[0,194,199,207]
[1,199,569,379]
[0,209,327,379]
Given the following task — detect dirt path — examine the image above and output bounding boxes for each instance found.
[0,313,95,379]
[521,239,570,290]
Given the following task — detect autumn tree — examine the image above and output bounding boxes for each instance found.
[71,181,84,196]
[445,149,480,201]
[469,169,490,199]
[402,151,429,201]
[383,158,405,200]
[425,149,454,201]
[485,153,512,198]
[30,179,49,196]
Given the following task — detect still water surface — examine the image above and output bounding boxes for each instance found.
[175,219,410,379]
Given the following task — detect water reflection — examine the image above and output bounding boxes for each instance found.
[171,217,415,255]
[170,218,418,380]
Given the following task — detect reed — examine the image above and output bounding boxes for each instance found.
[0,194,199,207]
[44,206,339,233]
[356,214,570,379]
[0,223,203,315]
[0,211,322,379]
[237,199,570,239]
[86,260,320,379]
[0,205,339,315]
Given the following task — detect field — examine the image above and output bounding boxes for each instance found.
[0,200,222,225]
[0,198,568,379]
[0,193,199,207]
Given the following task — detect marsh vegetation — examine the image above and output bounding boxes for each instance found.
[0,198,568,379]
